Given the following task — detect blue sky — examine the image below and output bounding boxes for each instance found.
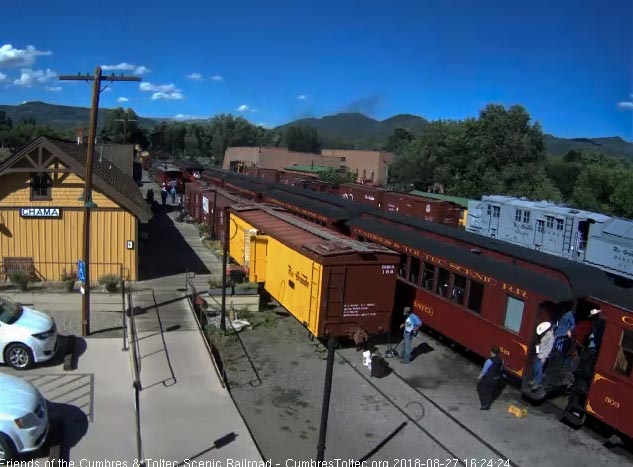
[1,0,631,139]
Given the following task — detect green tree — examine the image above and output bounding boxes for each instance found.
[386,128,413,154]
[100,108,148,147]
[285,125,321,153]
[319,168,355,185]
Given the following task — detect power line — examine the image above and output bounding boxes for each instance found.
[58,67,141,337]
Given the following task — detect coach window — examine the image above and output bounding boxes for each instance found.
[409,256,420,284]
[556,219,564,231]
[614,329,633,377]
[467,281,484,314]
[451,274,466,305]
[515,209,522,222]
[504,296,524,333]
[523,211,531,224]
[492,206,500,218]
[436,268,450,298]
[421,262,435,290]
[398,255,407,278]
[546,216,554,229]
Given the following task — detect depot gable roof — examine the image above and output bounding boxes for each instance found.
[0,136,151,222]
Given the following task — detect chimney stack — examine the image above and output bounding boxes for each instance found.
[76,127,85,145]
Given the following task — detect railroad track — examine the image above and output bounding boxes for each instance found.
[336,352,519,467]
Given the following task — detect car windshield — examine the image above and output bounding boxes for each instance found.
[0,297,23,324]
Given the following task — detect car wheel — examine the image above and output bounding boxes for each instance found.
[5,343,33,370]
[0,433,17,461]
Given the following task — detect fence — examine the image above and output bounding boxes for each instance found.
[184,270,226,388]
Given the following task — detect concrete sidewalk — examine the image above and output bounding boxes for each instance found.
[131,204,262,462]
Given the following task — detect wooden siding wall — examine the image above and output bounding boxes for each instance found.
[0,171,138,281]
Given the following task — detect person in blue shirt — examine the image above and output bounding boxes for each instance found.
[477,346,504,410]
[554,309,575,356]
[400,306,422,364]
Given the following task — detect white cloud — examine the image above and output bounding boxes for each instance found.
[0,44,51,68]
[13,68,57,86]
[45,86,62,92]
[237,104,257,113]
[173,114,206,120]
[0,72,7,82]
[102,62,135,71]
[151,92,184,101]
[257,122,271,128]
[211,75,224,82]
[134,66,150,75]
[103,87,112,92]
[618,102,633,110]
[298,94,307,100]
[117,97,129,103]
[187,73,203,81]
[140,82,178,93]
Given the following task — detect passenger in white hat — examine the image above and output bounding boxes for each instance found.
[529,321,554,390]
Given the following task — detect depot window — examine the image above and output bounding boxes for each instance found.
[504,296,524,333]
[614,330,633,377]
[467,281,484,314]
[30,172,52,200]
[408,256,420,284]
[421,262,435,290]
[436,268,450,298]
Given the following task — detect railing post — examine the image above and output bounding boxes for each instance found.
[122,280,128,351]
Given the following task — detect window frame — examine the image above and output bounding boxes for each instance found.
[515,209,522,222]
[546,216,554,229]
[614,329,633,378]
[29,172,52,201]
[523,211,531,224]
[556,219,564,231]
[492,206,500,218]
[503,296,525,334]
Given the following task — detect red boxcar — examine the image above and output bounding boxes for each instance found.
[339,183,385,209]
[382,192,460,227]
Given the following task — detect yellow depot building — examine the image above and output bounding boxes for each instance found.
[0,136,151,282]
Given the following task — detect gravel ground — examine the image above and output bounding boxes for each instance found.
[213,308,633,466]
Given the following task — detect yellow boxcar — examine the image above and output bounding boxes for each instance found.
[229,208,399,342]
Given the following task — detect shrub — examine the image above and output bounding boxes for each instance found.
[236,282,259,291]
[61,268,77,282]
[7,270,30,291]
[98,274,120,292]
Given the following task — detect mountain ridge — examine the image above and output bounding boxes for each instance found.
[1,101,631,158]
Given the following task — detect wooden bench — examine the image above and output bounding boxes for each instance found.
[1,257,35,279]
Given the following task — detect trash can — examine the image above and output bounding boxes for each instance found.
[371,355,389,378]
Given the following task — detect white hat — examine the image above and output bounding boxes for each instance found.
[536,321,552,336]
[589,308,601,316]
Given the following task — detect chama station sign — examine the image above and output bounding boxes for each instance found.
[20,208,62,218]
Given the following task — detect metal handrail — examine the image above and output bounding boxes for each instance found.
[124,285,144,465]
[184,271,226,388]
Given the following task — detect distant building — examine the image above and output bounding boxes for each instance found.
[321,149,394,186]
[0,136,151,282]
[223,147,395,186]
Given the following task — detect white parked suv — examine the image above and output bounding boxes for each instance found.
[0,373,49,460]
[0,296,58,370]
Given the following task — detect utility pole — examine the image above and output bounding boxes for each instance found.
[115,113,138,144]
[59,67,141,336]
